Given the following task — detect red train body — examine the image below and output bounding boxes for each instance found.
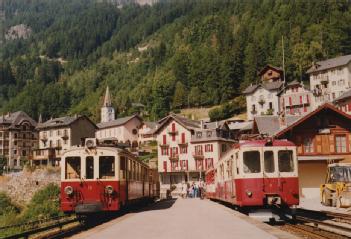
[206,139,299,220]
[60,142,159,215]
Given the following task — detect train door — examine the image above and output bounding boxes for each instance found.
[119,155,128,205]
[262,148,279,194]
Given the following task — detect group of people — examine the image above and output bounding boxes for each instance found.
[182,181,205,199]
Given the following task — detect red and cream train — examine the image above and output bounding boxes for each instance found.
[60,139,159,216]
[205,139,299,221]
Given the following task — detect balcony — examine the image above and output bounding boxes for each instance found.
[177,140,188,147]
[61,133,69,140]
[192,152,204,160]
[159,143,169,148]
[251,109,257,115]
[169,154,179,161]
[167,128,178,135]
[41,136,48,143]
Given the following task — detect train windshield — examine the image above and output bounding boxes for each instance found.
[264,151,274,173]
[330,166,351,182]
[243,151,261,173]
[99,156,115,179]
[278,150,294,172]
[65,157,81,179]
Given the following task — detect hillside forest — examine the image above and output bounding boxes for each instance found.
[1,0,351,122]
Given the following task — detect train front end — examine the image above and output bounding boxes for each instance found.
[235,140,299,220]
[60,145,121,215]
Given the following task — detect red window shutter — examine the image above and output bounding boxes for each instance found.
[211,144,213,152]
[348,103,351,112]
[172,123,175,132]
[304,106,307,112]
[306,95,310,104]
[289,97,292,106]
[186,161,188,170]
[290,108,293,114]
[166,148,169,155]
[299,96,302,104]
[176,147,178,155]
[181,133,185,143]
[163,161,167,172]
[205,158,208,170]
[200,145,203,153]
[163,135,166,145]
[185,147,188,153]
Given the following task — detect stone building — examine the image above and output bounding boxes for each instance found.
[334,89,351,114]
[32,115,96,166]
[307,54,351,107]
[154,114,234,197]
[243,65,284,120]
[0,111,38,169]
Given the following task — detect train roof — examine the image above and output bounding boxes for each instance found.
[235,139,295,148]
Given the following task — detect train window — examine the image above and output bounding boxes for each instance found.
[278,150,294,172]
[264,151,274,173]
[99,156,115,179]
[86,156,94,179]
[243,151,261,173]
[65,157,81,179]
[120,156,126,179]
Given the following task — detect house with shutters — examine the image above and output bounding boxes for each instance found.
[277,80,315,116]
[333,89,351,114]
[243,65,284,120]
[253,103,351,199]
[154,114,234,197]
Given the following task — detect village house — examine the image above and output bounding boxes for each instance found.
[333,89,351,114]
[243,65,284,120]
[307,54,351,107]
[154,114,234,198]
[0,111,38,169]
[277,80,314,116]
[32,115,96,166]
[95,87,143,148]
[253,103,351,199]
[138,121,158,145]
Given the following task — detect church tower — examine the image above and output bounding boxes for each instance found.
[101,86,115,123]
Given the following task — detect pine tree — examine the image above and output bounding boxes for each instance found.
[172,81,187,109]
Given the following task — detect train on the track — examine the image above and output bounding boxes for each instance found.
[60,138,159,217]
[205,139,299,221]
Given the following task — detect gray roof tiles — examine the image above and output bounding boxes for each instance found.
[37,116,81,129]
[0,111,37,128]
[242,81,283,94]
[334,89,351,102]
[97,115,142,129]
[306,54,351,74]
[254,115,302,136]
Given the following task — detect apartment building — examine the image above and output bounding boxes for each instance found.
[243,65,284,120]
[307,54,351,107]
[32,115,96,166]
[0,111,37,169]
[334,89,351,114]
[154,114,234,197]
[277,80,314,116]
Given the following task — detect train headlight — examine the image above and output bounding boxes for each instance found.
[105,185,114,195]
[64,186,74,196]
[246,191,253,197]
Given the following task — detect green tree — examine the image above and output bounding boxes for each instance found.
[172,81,187,109]
[188,86,201,107]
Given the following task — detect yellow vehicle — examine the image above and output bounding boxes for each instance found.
[320,163,351,208]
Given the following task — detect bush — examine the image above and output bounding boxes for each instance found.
[22,183,62,220]
[208,96,246,121]
[0,192,20,216]
[0,156,7,175]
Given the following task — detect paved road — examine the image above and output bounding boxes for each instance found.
[70,199,293,239]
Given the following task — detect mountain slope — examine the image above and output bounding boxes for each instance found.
[1,0,351,121]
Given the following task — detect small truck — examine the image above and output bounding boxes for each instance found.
[320,163,351,208]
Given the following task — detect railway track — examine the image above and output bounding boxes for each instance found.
[0,215,81,239]
[278,208,351,239]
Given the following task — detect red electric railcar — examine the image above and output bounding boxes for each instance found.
[60,139,159,216]
[205,139,299,221]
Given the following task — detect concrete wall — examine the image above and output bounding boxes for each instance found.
[298,161,327,199]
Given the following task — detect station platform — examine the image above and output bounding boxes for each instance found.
[70,198,298,239]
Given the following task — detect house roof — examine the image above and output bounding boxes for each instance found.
[37,115,96,130]
[253,115,302,136]
[154,113,200,134]
[0,111,37,128]
[258,65,283,76]
[275,103,351,138]
[228,121,253,131]
[306,54,351,74]
[242,81,283,95]
[97,114,142,129]
[334,89,351,103]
